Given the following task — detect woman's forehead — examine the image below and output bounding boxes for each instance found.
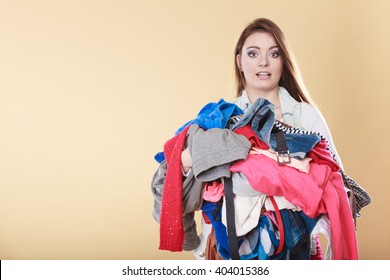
[243,32,278,48]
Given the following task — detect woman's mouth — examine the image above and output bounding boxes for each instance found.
[256,71,271,79]
[256,71,271,77]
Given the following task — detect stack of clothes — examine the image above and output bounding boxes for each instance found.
[151,98,371,260]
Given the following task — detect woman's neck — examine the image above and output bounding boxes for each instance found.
[246,87,280,107]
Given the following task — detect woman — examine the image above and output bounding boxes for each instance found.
[187,18,344,260]
[155,18,357,260]
[233,18,342,164]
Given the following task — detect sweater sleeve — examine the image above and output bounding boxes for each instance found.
[151,160,202,251]
[187,124,251,181]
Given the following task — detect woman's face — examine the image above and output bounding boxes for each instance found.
[237,32,283,95]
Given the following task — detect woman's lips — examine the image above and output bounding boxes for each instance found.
[256,71,271,79]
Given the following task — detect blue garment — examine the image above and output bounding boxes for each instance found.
[231,97,321,159]
[202,201,320,260]
[154,99,244,163]
[257,215,279,259]
[230,97,275,146]
[201,201,231,259]
[154,152,165,163]
[176,98,244,134]
[269,132,321,159]
[237,222,261,260]
[257,210,321,260]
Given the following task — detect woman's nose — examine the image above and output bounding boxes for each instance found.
[258,55,269,67]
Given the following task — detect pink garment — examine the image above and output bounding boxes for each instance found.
[310,235,324,260]
[309,139,340,172]
[203,181,224,202]
[233,125,340,172]
[230,154,358,260]
[250,147,312,174]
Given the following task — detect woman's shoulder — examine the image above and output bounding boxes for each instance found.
[300,102,320,116]
[299,102,329,131]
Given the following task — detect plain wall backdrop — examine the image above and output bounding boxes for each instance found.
[0,0,389,260]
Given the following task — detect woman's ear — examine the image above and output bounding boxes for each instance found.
[236,54,242,71]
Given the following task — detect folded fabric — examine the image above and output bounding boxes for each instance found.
[187,124,251,182]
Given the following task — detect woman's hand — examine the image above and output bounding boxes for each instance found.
[181,147,192,173]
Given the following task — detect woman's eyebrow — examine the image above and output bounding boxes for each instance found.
[246,46,261,50]
[245,45,279,50]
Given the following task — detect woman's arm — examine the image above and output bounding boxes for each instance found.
[300,103,344,169]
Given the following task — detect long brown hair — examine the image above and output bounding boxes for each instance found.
[234,18,311,103]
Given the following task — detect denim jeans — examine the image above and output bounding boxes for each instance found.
[230,97,275,146]
[230,97,321,159]
[269,132,321,159]
[258,210,321,260]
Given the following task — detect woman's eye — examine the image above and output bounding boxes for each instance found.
[269,51,280,58]
[247,51,258,58]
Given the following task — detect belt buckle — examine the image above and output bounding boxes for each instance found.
[276,150,291,165]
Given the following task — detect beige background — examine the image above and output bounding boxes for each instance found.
[0,0,388,260]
